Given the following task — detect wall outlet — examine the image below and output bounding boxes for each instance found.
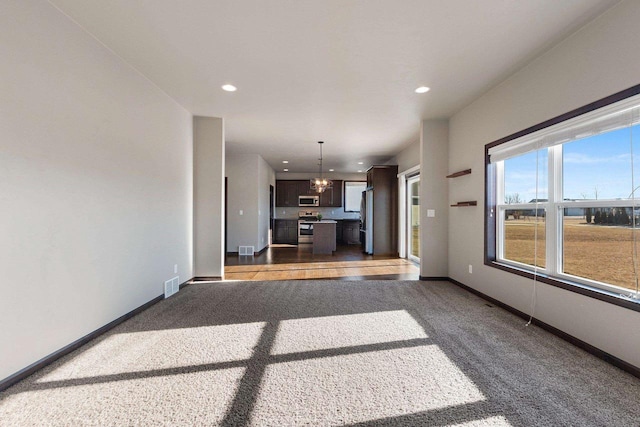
[174,264,178,274]
[427,209,436,217]
[468,264,473,274]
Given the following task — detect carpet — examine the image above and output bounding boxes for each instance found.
[1,280,639,426]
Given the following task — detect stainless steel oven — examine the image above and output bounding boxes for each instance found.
[298,221,314,243]
[298,210,319,244]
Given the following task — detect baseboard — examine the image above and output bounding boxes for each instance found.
[445,277,640,379]
[0,278,193,392]
[191,276,223,282]
[419,276,449,281]
[226,246,267,257]
[179,278,193,289]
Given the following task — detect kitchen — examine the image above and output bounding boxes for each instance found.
[224,161,417,280]
[273,180,363,250]
[224,150,401,262]
[272,165,398,256]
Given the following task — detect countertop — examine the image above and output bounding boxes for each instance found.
[276,218,359,222]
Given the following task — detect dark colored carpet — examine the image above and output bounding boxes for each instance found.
[1,280,639,426]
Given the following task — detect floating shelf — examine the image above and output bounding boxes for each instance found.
[446,169,472,178]
[451,201,477,207]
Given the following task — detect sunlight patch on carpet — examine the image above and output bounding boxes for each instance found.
[37,322,264,382]
[271,310,426,355]
[250,346,485,426]
[452,416,511,426]
[1,368,244,425]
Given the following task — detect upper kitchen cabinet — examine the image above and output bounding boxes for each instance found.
[319,180,342,207]
[276,179,343,207]
[275,180,300,207]
[296,180,314,197]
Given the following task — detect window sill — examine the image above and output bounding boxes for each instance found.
[485,259,640,313]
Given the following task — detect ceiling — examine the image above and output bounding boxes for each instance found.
[50,0,619,174]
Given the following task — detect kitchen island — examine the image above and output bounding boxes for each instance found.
[313,220,337,254]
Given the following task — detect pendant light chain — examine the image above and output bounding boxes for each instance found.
[311,141,333,193]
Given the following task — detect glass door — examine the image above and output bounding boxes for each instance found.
[407,176,420,263]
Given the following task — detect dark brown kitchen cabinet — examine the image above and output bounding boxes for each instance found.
[365,165,398,255]
[297,180,313,197]
[276,180,343,207]
[276,181,301,207]
[273,219,298,244]
[342,219,360,244]
[319,180,342,207]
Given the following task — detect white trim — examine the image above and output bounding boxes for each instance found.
[547,145,560,276]
[407,175,421,263]
[397,164,420,259]
[488,93,640,163]
[398,164,420,178]
[495,130,640,296]
[398,174,406,258]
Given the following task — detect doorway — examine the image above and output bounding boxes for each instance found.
[407,175,420,263]
[269,185,274,245]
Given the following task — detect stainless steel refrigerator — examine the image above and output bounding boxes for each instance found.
[363,189,373,254]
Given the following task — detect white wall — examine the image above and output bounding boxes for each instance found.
[226,153,274,253]
[420,120,449,278]
[389,141,420,173]
[193,116,225,277]
[0,1,193,381]
[448,0,640,368]
[258,156,276,249]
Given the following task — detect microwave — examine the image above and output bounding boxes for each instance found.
[299,195,319,207]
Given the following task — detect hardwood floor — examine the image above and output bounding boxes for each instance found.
[224,244,419,281]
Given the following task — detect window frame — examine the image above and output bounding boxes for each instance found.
[485,83,640,312]
[343,181,366,212]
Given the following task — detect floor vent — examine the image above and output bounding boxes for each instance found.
[239,246,255,256]
[164,276,180,299]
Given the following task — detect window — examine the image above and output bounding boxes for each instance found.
[344,181,366,212]
[486,85,640,308]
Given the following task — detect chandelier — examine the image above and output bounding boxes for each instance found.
[310,141,333,193]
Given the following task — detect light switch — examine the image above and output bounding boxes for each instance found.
[239,210,243,215]
[427,209,435,217]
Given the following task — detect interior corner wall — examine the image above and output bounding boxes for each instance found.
[258,156,276,251]
[448,0,640,369]
[226,153,260,252]
[193,116,225,277]
[0,0,193,381]
[395,141,420,173]
[420,120,449,278]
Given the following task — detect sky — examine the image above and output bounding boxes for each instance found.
[504,124,640,203]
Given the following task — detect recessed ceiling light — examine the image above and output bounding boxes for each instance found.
[222,84,237,92]
[357,170,362,173]
[283,168,289,172]
[329,169,334,172]
[282,160,289,164]
[415,86,430,94]
[357,162,364,165]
